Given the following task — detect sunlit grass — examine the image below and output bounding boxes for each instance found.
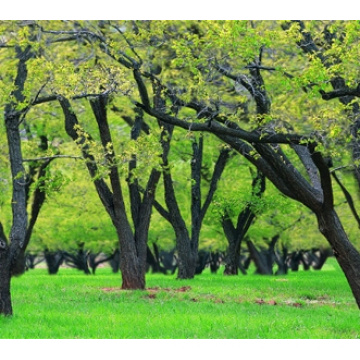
[1,258,359,339]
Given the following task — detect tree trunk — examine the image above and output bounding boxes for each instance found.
[0,249,12,316]
[311,248,331,270]
[316,209,360,308]
[224,248,240,275]
[120,246,145,289]
[108,249,121,273]
[246,240,273,275]
[1,46,32,316]
[177,247,197,279]
[61,96,156,290]
[44,250,64,275]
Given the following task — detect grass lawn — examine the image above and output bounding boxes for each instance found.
[1,258,359,339]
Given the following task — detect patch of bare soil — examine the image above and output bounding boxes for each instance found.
[255,299,278,306]
[101,287,123,292]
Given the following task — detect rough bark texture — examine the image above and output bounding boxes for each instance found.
[0,250,12,316]
[316,209,360,308]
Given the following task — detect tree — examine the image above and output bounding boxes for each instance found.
[124,20,360,307]
[58,95,161,289]
[152,127,231,279]
[0,26,36,315]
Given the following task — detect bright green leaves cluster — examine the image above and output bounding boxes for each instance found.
[31,161,117,253]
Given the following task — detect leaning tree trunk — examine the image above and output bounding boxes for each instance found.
[316,209,360,308]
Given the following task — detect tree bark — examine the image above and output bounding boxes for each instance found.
[316,209,360,307]
[0,244,12,315]
[1,45,33,315]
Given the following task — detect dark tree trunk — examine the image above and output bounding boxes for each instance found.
[246,235,283,275]
[274,245,288,275]
[176,231,197,279]
[300,251,312,271]
[63,244,91,274]
[287,251,302,271]
[316,209,360,307]
[195,250,210,275]
[209,252,223,273]
[146,244,166,274]
[1,45,33,315]
[108,249,121,273]
[159,249,178,274]
[44,250,64,275]
[222,214,240,275]
[246,240,273,275]
[25,252,43,270]
[156,125,230,279]
[0,245,12,316]
[11,132,53,276]
[311,248,331,270]
[88,252,114,274]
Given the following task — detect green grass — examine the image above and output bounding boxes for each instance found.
[1,258,359,339]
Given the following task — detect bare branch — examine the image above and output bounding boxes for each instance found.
[292,144,322,192]
[136,101,312,146]
[110,23,143,65]
[23,155,83,162]
[31,88,115,107]
[332,171,360,228]
[214,63,254,95]
[320,86,360,100]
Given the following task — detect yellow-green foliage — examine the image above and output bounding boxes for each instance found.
[2,20,360,255]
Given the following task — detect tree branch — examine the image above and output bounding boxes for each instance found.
[136,101,311,146]
[23,155,83,162]
[200,147,232,221]
[320,85,360,100]
[332,171,360,228]
[310,149,334,211]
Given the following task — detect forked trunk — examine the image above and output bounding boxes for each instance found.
[120,248,145,289]
[317,209,360,308]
